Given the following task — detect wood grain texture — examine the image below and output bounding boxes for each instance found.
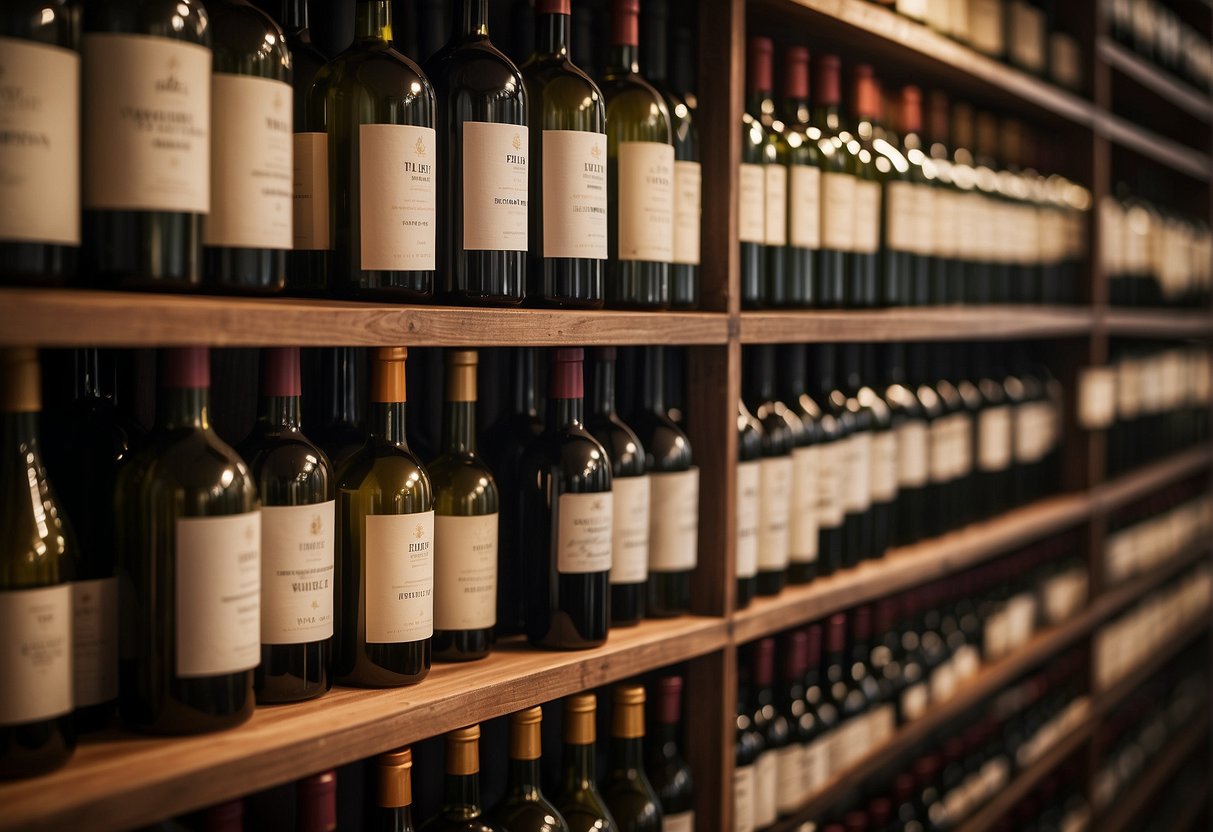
[687,649,736,832]
[1099,37,1213,122]
[737,307,1096,343]
[1101,308,1213,337]
[0,617,729,832]
[0,289,731,347]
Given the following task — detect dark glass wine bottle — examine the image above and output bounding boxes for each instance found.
[0,0,79,285]
[0,348,76,777]
[630,346,696,617]
[892,85,936,307]
[973,343,1012,521]
[739,37,770,309]
[733,671,763,832]
[335,347,433,686]
[926,91,961,305]
[492,706,570,832]
[520,349,612,649]
[805,345,847,577]
[587,348,650,626]
[779,46,820,308]
[557,694,619,832]
[82,0,211,288]
[520,0,607,308]
[776,630,808,817]
[749,637,785,830]
[817,345,867,570]
[745,345,795,596]
[601,0,674,309]
[237,347,334,704]
[811,54,853,309]
[781,344,823,584]
[306,347,366,472]
[116,348,258,734]
[431,350,499,662]
[853,344,896,560]
[424,726,503,832]
[736,401,763,608]
[310,0,437,300]
[644,676,694,832]
[882,343,928,547]
[425,0,528,305]
[846,65,882,309]
[800,623,838,798]
[203,0,291,294]
[374,747,419,832]
[602,685,662,832]
[298,769,338,832]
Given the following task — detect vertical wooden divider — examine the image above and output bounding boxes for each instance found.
[687,648,738,832]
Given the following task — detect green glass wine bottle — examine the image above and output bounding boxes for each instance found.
[492,707,571,832]
[556,694,619,832]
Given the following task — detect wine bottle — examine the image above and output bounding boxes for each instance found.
[853,345,896,560]
[602,0,674,309]
[739,37,770,309]
[824,612,872,775]
[425,0,528,305]
[973,111,1005,304]
[650,9,700,309]
[374,747,418,832]
[587,348,650,626]
[779,46,820,308]
[298,769,338,832]
[749,638,785,830]
[801,623,838,797]
[310,0,437,300]
[775,631,807,816]
[811,54,853,308]
[281,0,327,293]
[736,402,763,608]
[425,726,502,832]
[644,676,694,832]
[973,343,1012,521]
[630,346,697,617]
[881,343,928,547]
[925,91,961,305]
[557,694,619,832]
[520,349,612,649]
[757,43,792,309]
[0,348,76,777]
[805,345,847,577]
[781,344,822,585]
[116,348,259,734]
[817,345,868,570]
[237,347,335,704]
[492,707,570,832]
[745,345,795,596]
[82,0,211,288]
[602,685,662,832]
[733,676,763,832]
[203,0,292,294]
[430,350,499,662]
[878,85,919,308]
[0,0,80,285]
[847,65,882,309]
[305,347,366,471]
[520,0,608,308]
[937,344,975,529]
[335,346,434,687]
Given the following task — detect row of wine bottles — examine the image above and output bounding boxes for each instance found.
[731,532,1087,830]
[806,645,1090,832]
[0,342,702,780]
[1104,479,1211,585]
[739,39,1090,310]
[734,341,1063,607]
[1100,192,1213,309]
[166,677,694,832]
[1,0,707,311]
[1092,562,1211,691]
[1106,0,1213,92]
[870,0,1084,90]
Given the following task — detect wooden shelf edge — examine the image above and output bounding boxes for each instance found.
[1097,712,1212,832]
[731,493,1091,643]
[0,289,732,347]
[0,616,729,832]
[1099,37,1213,122]
[1092,447,1213,512]
[738,307,1095,344]
[1095,110,1213,180]
[1100,308,1213,337]
[1092,615,1211,721]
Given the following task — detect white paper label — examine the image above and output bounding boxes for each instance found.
[821,172,856,250]
[664,811,695,832]
[765,163,788,246]
[610,475,651,585]
[360,123,436,271]
[260,501,335,644]
[733,765,756,832]
[72,577,118,707]
[175,512,261,677]
[870,431,898,502]
[462,121,528,251]
[292,132,329,250]
[776,744,805,814]
[541,129,607,260]
[434,513,498,631]
[618,140,674,261]
[789,446,820,564]
[0,585,72,724]
[853,179,882,254]
[557,491,613,574]
[364,511,434,643]
[901,681,929,721]
[790,165,822,250]
[205,74,292,249]
[885,180,916,253]
[817,441,846,527]
[978,406,1013,472]
[754,751,778,828]
[673,160,701,265]
[83,33,210,213]
[803,736,828,797]
[739,162,766,244]
[843,433,872,512]
[737,460,761,580]
[649,468,699,571]
[0,37,80,245]
[897,420,930,488]
[1078,366,1116,429]
[758,456,792,571]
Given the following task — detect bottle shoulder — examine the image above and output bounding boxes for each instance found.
[426,38,526,96]
[337,439,433,498]
[238,430,333,498]
[314,42,435,110]
[83,0,210,44]
[630,412,692,471]
[207,0,290,78]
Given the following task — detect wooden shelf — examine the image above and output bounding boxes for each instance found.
[0,289,731,348]
[1099,37,1213,122]
[738,306,1094,344]
[1101,308,1213,338]
[1092,446,1213,513]
[0,616,728,832]
[732,493,1090,643]
[1094,110,1213,180]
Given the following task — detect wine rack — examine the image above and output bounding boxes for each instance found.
[2,0,1212,830]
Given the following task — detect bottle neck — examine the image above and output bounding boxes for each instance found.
[641,13,668,81]
[457,0,490,39]
[591,359,617,418]
[2,411,39,450]
[514,351,540,417]
[535,11,570,58]
[549,397,584,430]
[370,402,408,445]
[282,0,308,30]
[443,773,483,818]
[562,742,597,789]
[608,43,640,75]
[322,348,361,431]
[507,758,543,798]
[642,354,666,413]
[259,395,301,431]
[355,0,393,42]
[441,401,476,454]
[158,388,209,431]
[72,348,106,401]
[610,736,646,772]
[783,96,811,125]
[746,88,772,118]
[813,103,844,133]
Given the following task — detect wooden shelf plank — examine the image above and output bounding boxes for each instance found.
[738,306,1094,344]
[0,289,731,348]
[0,616,728,832]
[1092,447,1213,512]
[1099,37,1213,122]
[732,493,1091,643]
[1101,308,1213,337]
[1094,110,1213,180]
